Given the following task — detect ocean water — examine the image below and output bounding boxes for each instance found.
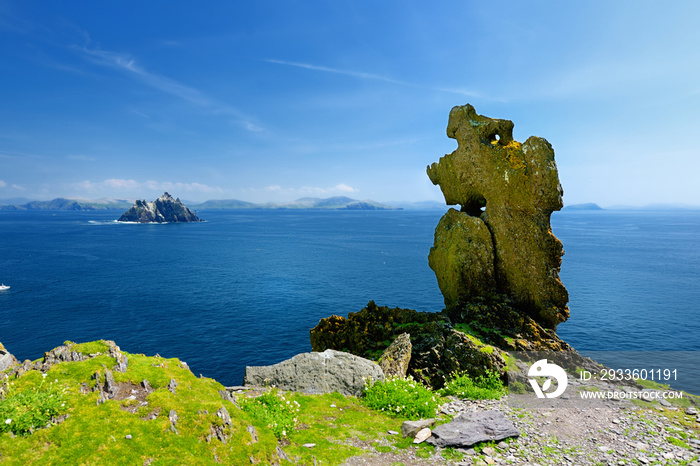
[0,209,698,391]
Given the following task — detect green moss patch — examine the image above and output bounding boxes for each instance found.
[0,341,430,465]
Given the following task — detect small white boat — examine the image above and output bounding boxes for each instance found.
[0,284,9,291]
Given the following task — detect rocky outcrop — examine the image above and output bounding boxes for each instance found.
[243,349,384,397]
[7,340,128,379]
[427,104,568,329]
[310,301,511,388]
[0,342,18,373]
[378,333,412,378]
[118,192,201,223]
[309,301,447,361]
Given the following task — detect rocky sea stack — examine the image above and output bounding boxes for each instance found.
[311,104,590,388]
[118,192,201,223]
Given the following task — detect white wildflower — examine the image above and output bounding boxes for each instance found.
[4,419,11,425]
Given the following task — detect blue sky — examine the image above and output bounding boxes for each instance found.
[1,1,699,206]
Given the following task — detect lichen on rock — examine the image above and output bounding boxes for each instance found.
[378,333,412,378]
[427,104,568,329]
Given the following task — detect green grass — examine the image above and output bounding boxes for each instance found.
[0,372,67,436]
[362,376,440,419]
[238,390,300,438]
[667,436,691,450]
[0,340,441,465]
[439,370,506,400]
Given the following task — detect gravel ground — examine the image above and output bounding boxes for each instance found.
[343,386,700,466]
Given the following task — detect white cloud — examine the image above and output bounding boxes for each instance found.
[334,184,356,193]
[73,179,223,196]
[0,180,6,188]
[259,183,358,198]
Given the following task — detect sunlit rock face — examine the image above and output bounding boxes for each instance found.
[427,104,568,329]
[118,192,201,223]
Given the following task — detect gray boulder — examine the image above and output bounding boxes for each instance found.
[0,344,18,372]
[426,410,519,448]
[244,349,384,396]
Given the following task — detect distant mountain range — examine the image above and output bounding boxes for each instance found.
[0,196,401,211]
[191,196,401,210]
[4,197,698,212]
[0,198,133,211]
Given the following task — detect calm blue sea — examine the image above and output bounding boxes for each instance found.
[0,209,698,392]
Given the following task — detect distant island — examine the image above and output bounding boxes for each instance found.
[118,192,201,223]
[0,196,401,211]
[562,202,604,211]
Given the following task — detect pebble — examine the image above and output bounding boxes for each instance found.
[387,430,398,435]
[413,428,431,444]
[302,443,316,448]
[125,434,132,440]
[481,446,496,456]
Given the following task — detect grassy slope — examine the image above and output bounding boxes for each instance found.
[0,341,414,465]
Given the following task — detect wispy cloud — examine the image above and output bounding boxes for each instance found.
[77,46,217,107]
[67,154,96,162]
[73,42,263,132]
[265,59,409,86]
[0,180,25,191]
[265,59,491,100]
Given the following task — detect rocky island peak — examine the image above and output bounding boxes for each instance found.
[117,192,202,223]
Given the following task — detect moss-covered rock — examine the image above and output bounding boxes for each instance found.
[310,301,515,388]
[427,104,568,329]
[309,300,447,362]
[429,208,496,305]
[378,333,412,378]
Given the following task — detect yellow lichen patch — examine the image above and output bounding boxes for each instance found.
[505,151,527,170]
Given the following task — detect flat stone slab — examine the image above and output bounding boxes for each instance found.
[426,410,519,448]
[244,349,384,397]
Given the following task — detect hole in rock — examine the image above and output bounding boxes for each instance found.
[461,195,487,217]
